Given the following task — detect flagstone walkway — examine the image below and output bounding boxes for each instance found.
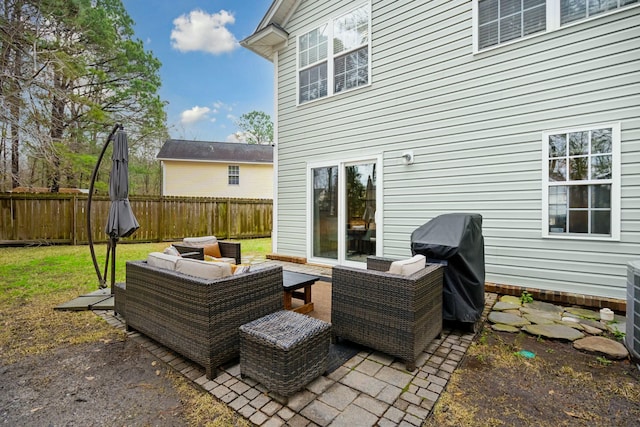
[96,260,496,426]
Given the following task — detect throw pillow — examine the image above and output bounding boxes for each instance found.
[388,254,426,276]
[233,265,251,275]
[163,245,180,257]
[203,243,222,258]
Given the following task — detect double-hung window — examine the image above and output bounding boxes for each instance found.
[228,165,239,185]
[477,0,546,50]
[561,0,639,24]
[298,3,370,104]
[474,0,639,51]
[542,124,620,240]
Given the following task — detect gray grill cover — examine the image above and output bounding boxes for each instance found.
[411,213,485,323]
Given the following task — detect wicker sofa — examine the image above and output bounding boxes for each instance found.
[125,260,282,379]
[332,256,444,371]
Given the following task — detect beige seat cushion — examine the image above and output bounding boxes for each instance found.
[205,255,236,264]
[387,254,426,276]
[175,258,231,279]
[182,236,217,247]
[147,252,180,270]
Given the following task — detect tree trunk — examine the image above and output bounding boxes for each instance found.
[10,46,22,188]
[49,73,65,193]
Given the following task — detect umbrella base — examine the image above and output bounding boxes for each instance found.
[54,289,114,311]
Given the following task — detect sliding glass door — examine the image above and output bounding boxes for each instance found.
[312,166,339,260]
[310,159,379,265]
[345,162,376,263]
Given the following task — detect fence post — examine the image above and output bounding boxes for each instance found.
[159,196,164,242]
[72,194,77,245]
[227,198,231,239]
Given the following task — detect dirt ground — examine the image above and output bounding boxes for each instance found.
[428,326,640,426]
[2,314,639,427]
[0,338,190,426]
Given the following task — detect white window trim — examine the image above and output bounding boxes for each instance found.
[541,122,621,241]
[472,0,640,53]
[228,165,240,186]
[296,1,372,106]
[306,154,383,267]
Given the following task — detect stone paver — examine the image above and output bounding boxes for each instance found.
[375,366,413,388]
[97,261,499,427]
[318,383,358,411]
[300,400,339,426]
[340,370,387,397]
[328,404,378,427]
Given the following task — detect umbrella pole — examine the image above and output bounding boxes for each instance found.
[110,237,117,293]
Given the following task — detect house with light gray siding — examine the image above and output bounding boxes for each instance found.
[242,0,640,302]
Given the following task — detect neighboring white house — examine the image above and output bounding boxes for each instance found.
[242,0,640,301]
[156,140,273,199]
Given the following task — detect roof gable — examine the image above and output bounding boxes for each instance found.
[157,140,273,163]
[240,0,301,61]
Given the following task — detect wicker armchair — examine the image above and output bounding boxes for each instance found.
[332,256,443,371]
[125,261,282,379]
[174,240,241,265]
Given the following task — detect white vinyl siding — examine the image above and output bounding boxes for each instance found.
[273,0,640,300]
[473,0,640,51]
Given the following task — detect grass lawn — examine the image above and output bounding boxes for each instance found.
[0,238,271,363]
[0,239,271,427]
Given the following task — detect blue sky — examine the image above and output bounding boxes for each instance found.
[122,0,275,142]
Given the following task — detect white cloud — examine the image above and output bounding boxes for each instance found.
[171,9,238,55]
[180,106,211,124]
[227,131,248,143]
[213,100,233,111]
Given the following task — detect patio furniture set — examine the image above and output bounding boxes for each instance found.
[116,236,445,398]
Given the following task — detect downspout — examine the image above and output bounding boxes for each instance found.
[272,50,279,253]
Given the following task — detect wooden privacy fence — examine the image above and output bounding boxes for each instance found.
[0,193,272,245]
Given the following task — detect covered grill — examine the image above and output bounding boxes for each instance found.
[411,213,485,326]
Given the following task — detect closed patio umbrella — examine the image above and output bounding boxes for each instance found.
[362,175,375,225]
[105,128,139,239]
[103,127,139,290]
[87,124,139,293]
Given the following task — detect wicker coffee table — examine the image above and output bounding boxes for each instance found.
[239,310,331,397]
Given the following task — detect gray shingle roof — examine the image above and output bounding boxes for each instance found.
[157,139,273,163]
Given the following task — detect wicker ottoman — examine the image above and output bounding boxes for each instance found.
[239,310,331,397]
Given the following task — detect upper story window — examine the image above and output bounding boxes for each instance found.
[542,123,621,240]
[561,0,639,24]
[298,3,370,104]
[228,165,239,185]
[474,0,639,51]
[478,0,546,50]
